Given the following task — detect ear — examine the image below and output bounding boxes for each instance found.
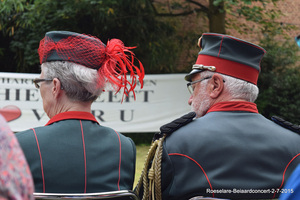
[209,73,224,99]
[52,78,63,99]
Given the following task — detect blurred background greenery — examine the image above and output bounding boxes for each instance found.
[1,0,300,124]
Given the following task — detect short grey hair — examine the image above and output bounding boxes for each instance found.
[42,61,105,102]
[199,71,259,102]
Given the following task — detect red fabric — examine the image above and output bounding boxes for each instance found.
[114,130,122,191]
[45,111,99,126]
[79,120,87,193]
[196,54,259,85]
[207,101,258,114]
[31,128,45,193]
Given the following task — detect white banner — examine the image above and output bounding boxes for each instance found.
[0,72,191,133]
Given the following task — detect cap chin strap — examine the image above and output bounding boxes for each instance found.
[193,64,216,72]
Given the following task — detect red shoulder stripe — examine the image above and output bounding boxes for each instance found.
[272,153,300,199]
[32,128,45,192]
[169,153,214,197]
[114,130,122,190]
[79,120,87,193]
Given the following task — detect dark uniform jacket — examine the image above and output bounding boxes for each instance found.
[161,101,300,199]
[16,111,136,193]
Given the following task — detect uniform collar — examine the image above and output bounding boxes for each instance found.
[45,111,99,126]
[207,101,258,114]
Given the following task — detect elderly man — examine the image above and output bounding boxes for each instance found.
[16,31,144,193]
[136,33,300,200]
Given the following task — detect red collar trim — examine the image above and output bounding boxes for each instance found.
[207,101,258,114]
[45,111,99,126]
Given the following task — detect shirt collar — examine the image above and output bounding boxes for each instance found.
[207,101,258,114]
[45,111,99,126]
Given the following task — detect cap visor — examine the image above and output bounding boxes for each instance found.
[185,69,204,81]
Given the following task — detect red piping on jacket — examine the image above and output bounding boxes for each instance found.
[169,153,214,198]
[169,152,300,199]
[114,130,122,190]
[32,128,45,193]
[80,120,87,193]
[272,153,300,199]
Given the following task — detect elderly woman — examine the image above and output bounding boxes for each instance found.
[16,31,144,193]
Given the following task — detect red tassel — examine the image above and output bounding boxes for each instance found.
[100,39,144,102]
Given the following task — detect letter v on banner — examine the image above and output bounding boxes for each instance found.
[32,110,46,121]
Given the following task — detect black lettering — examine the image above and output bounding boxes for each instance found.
[137,79,157,87]
[109,91,121,103]
[120,110,134,122]
[140,90,154,102]
[95,95,105,103]
[125,93,135,102]
[0,89,18,101]
[12,79,19,84]
[150,80,156,86]
[92,110,105,122]
[21,79,28,84]
[32,109,46,121]
[26,89,39,101]
[15,89,20,101]
[5,89,9,100]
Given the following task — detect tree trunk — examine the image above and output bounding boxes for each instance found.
[208,0,226,34]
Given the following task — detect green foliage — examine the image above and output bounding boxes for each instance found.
[0,0,26,36]
[256,35,300,123]
[0,0,182,73]
[225,0,289,36]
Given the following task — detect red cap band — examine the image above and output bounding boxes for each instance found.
[196,54,260,85]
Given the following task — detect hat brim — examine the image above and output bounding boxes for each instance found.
[185,69,204,82]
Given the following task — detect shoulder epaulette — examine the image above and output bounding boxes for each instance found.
[153,112,196,141]
[271,116,300,134]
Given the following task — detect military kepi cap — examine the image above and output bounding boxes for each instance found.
[185,33,266,85]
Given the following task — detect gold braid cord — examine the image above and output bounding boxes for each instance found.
[135,135,166,200]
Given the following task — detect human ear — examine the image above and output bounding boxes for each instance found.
[52,78,63,99]
[209,74,224,99]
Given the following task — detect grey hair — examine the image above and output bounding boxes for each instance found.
[42,61,105,102]
[200,71,259,102]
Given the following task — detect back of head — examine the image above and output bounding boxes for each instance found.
[185,33,266,102]
[199,70,259,102]
[38,31,145,102]
[42,61,103,102]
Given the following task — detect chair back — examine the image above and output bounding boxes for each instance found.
[34,190,139,200]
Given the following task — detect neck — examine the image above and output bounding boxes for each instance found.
[48,95,92,118]
[210,94,248,107]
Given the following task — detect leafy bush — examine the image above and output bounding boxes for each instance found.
[256,35,300,124]
[1,0,182,73]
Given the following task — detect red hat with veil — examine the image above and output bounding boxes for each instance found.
[38,31,145,101]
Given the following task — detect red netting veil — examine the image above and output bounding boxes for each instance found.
[38,31,145,101]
